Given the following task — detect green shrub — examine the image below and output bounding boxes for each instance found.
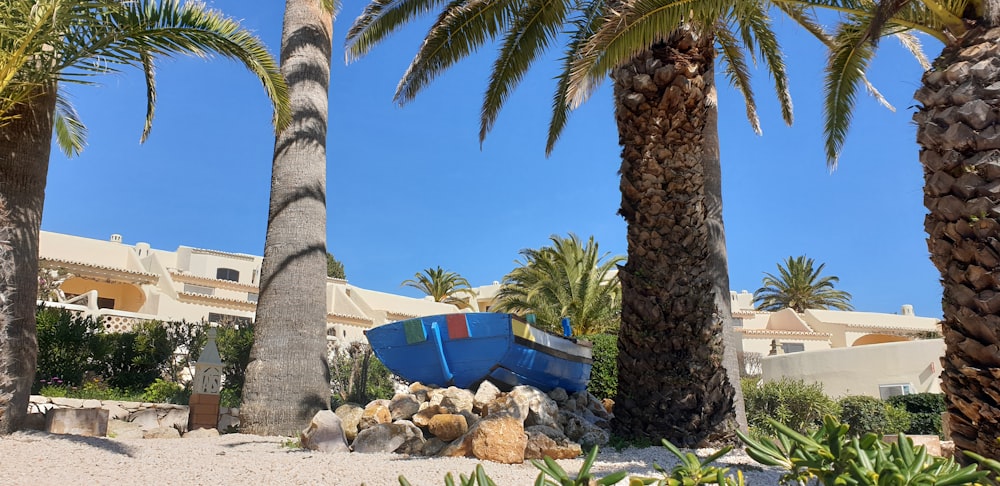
[887,393,945,436]
[34,307,103,391]
[330,342,396,407]
[216,322,254,404]
[742,378,838,439]
[585,334,617,400]
[142,378,188,404]
[92,321,174,392]
[837,395,911,437]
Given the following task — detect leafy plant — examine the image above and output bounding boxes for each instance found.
[216,322,254,405]
[742,378,838,440]
[92,321,174,392]
[330,342,396,407]
[887,394,945,437]
[531,446,627,486]
[632,440,744,485]
[34,307,103,390]
[838,395,911,438]
[399,464,498,486]
[739,416,987,485]
[142,378,187,404]
[586,334,618,400]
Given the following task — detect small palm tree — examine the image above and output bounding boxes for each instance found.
[401,267,475,306]
[493,234,624,336]
[753,256,853,312]
[0,0,288,435]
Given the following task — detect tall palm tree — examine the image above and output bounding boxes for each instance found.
[814,0,1000,460]
[344,0,800,445]
[239,0,336,436]
[753,256,854,312]
[494,234,624,336]
[401,266,474,306]
[0,0,288,435]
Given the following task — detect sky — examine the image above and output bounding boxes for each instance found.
[40,1,941,317]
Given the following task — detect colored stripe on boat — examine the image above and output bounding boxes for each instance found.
[446,314,470,339]
[511,318,535,342]
[513,336,593,365]
[403,319,426,344]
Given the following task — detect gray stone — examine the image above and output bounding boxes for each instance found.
[161,408,189,434]
[217,413,239,433]
[511,386,561,430]
[46,408,108,437]
[473,381,501,413]
[103,403,130,421]
[184,427,220,438]
[525,429,582,460]
[547,388,568,404]
[50,397,85,408]
[436,387,475,414]
[389,393,421,421]
[300,410,350,453]
[334,403,364,441]
[129,409,161,430]
[144,426,181,439]
[352,422,424,454]
[421,437,447,457]
[108,419,144,439]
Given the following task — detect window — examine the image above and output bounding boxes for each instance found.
[781,342,805,354]
[879,384,913,400]
[216,268,240,282]
[208,312,251,327]
[247,292,258,303]
[183,283,214,296]
[97,297,115,309]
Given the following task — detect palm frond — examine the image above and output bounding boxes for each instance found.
[480,0,569,144]
[396,0,520,104]
[345,0,447,62]
[893,30,930,69]
[823,19,876,169]
[140,50,156,143]
[53,92,87,157]
[858,0,911,46]
[714,23,760,134]
[742,0,792,126]
[546,1,604,155]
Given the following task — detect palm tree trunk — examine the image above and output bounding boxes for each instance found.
[611,26,739,447]
[0,89,55,434]
[239,0,332,436]
[915,24,1000,460]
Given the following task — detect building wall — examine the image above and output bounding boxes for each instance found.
[741,337,831,356]
[60,278,145,312]
[761,339,945,398]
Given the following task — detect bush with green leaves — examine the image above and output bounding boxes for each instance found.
[34,307,103,391]
[215,322,254,406]
[742,378,838,440]
[91,320,175,392]
[838,395,911,438]
[142,378,188,404]
[887,393,946,436]
[586,333,617,400]
[330,342,396,407]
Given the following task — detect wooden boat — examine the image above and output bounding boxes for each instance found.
[364,312,593,393]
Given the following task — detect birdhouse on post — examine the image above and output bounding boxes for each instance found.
[188,327,224,431]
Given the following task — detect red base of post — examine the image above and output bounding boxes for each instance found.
[188,393,221,431]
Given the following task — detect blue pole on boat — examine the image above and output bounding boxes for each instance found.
[429,322,454,384]
[561,317,572,337]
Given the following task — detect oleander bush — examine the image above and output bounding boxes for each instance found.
[586,333,618,400]
[887,393,946,436]
[742,377,838,440]
[838,395,911,438]
[34,307,104,391]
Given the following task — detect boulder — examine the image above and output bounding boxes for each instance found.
[411,405,442,427]
[428,413,468,442]
[469,416,527,464]
[144,426,181,439]
[409,382,435,402]
[511,386,560,430]
[300,410,350,453]
[217,412,239,432]
[103,403,130,421]
[435,387,475,414]
[561,410,609,450]
[389,393,421,421]
[108,419,144,439]
[352,422,424,454]
[184,427,221,438]
[334,403,364,441]
[129,409,161,431]
[161,408,190,434]
[46,408,109,437]
[485,393,527,421]
[421,437,447,457]
[473,381,502,413]
[547,387,569,404]
[359,402,392,431]
[524,429,582,460]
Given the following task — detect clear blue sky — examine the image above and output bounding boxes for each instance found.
[40,1,941,316]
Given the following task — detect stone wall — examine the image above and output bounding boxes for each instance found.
[28,395,240,433]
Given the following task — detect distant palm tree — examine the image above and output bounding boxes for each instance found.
[754,256,853,312]
[402,267,474,306]
[493,234,624,336]
[0,0,288,435]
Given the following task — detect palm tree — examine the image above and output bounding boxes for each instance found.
[0,0,288,435]
[753,256,854,312]
[344,0,800,445]
[401,266,475,306]
[814,0,1000,460]
[239,0,336,436]
[493,234,624,336]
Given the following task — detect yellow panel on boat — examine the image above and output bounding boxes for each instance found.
[511,319,535,342]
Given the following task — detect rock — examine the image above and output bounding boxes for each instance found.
[161,408,189,434]
[561,410,609,449]
[485,393,528,420]
[389,393,421,421]
[359,402,391,431]
[525,424,567,440]
[473,381,502,412]
[217,413,239,433]
[129,409,161,431]
[469,416,527,464]
[547,388,568,404]
[524,429,582,460]
[421,437,447,456]
[437,387,475,414]
[334,403,364,441]
[108,419,144,439]
[601,398,614,415]
[352,422,425,454]
[184,427,221,438]
[411,405,442,428]
[300,410,350,453]
[144,426,181,439]
[428,414,468,442]
[103,403,130,421]
[46,408,109,437]
[409,382,435,402]
[23,412,45,431]
[511,386,560,430]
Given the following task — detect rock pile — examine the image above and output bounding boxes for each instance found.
[302,381,612,464]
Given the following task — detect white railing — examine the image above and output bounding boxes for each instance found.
[38,301,160,333]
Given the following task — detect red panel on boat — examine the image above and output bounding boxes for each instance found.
[446,314,470,339]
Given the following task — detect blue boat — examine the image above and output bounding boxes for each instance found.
[364,313,593,393]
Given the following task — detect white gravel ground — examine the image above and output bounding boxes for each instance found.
[1,430,785,485]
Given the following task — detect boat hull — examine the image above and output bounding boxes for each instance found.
[364,313,592,392]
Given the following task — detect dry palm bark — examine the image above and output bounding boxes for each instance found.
[0,89,55,433]
[915,25,1000,460]
[611,28,739,447]
[240,0,332,436]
